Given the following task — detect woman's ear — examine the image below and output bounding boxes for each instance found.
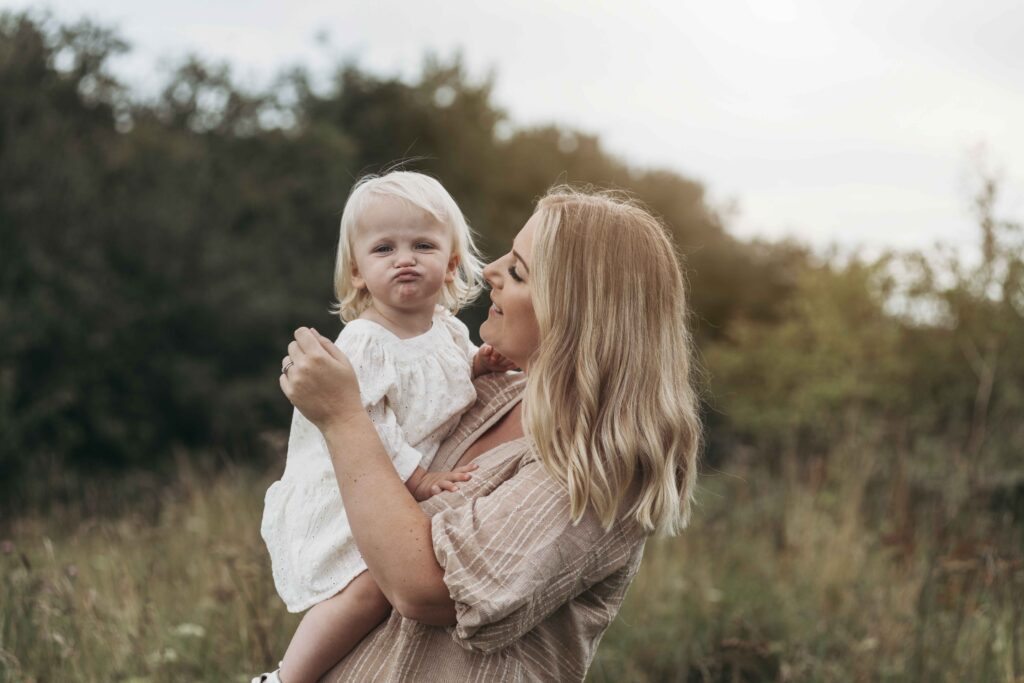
[444,253,461,284]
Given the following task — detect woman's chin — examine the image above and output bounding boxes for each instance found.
[479,317,496,341]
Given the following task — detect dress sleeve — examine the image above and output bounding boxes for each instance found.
[429,456,639,653]
[438,309,479,366]
[337,327,423,482]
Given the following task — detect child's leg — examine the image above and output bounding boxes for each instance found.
[279,571,391,683]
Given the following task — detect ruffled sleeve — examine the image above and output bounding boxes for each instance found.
[430,456,643,653]
[337,325,398,406]
[336,325,424,482]
[438,308,479,366]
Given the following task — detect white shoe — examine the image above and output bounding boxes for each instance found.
[251,668,283,683]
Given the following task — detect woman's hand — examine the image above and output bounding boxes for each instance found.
[279,327,364,432]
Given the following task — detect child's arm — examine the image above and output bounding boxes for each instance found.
[472,343,517,378]
[405,463,479,502]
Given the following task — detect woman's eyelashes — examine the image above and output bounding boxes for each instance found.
[507,264,524,282]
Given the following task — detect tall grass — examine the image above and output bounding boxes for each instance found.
[1,462,298,682]
[2,447,1021,682]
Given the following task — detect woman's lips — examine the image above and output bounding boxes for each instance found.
[490,303,503,315]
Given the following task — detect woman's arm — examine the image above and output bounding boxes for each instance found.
[280,327,455,625]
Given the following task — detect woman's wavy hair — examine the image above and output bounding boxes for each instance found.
[331,171,484,321]
[524,186,702,535]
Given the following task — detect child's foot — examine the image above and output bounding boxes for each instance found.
[251,668,283,683]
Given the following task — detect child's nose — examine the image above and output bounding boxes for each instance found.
[394,249,416,266]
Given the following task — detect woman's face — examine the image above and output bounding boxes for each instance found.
[480,213,541,371]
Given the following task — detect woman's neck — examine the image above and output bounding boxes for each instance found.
[360,302,435,339]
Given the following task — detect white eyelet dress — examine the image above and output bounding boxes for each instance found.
[260,307,478,612]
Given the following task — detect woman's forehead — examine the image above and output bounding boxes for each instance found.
[513,213,540,261]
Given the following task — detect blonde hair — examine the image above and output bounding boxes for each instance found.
[332,171,484,321]
[524,187,702,535]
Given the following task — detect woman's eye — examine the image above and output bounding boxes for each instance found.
[508,265,523,282]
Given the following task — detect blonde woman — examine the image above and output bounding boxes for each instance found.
[278,187,702,682]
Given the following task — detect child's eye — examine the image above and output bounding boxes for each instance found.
[416,242,436,250]
[372,245,392,254]
[508,265,524,282]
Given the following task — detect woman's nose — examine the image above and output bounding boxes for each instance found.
[482,259,500,288]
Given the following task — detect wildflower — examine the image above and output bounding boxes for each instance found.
[146,647,180,666]
[172,622,206,638]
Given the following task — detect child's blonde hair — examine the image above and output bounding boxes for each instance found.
[331,171,484,322]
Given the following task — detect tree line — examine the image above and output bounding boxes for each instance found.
[2,12,1021,510]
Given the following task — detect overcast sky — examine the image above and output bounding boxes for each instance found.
[9,0,1024,253]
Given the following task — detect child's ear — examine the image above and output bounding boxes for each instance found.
[350,264,366,290]
[444,253,460,284]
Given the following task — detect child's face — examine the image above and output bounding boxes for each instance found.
[350,198,457,314]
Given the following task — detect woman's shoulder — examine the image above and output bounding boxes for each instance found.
[516,451,649,541]
[472,371,526,405]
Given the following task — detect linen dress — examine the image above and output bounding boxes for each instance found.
[261,307,478,612]
[318,373,649,683]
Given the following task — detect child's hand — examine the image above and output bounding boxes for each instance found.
[472,344,517,378]
[410,463,478,501]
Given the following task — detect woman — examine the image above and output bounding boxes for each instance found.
[279,187,702,681]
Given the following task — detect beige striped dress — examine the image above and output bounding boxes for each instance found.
[318,372,648,682]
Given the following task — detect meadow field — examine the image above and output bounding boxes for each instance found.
[3,442,1021,682]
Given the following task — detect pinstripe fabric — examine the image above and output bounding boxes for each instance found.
[319,373,648,682]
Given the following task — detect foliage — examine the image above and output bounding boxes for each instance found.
[0,12,785,495]
[707,176,1024,484]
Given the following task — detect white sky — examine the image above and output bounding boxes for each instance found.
[9,0,1024,253]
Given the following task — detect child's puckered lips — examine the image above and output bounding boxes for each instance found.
[393,267,421,282]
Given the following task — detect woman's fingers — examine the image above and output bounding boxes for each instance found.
[316,332,347,361]
[293,327,325,356]
[453,463,478,473]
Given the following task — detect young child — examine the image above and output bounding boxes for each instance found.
[255,171,513,683]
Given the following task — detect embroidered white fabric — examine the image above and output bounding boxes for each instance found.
[260,307,478,612]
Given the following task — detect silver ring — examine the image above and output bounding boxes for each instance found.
[281,360,294,375]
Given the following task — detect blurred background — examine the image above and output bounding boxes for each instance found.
[1,2,1022,681]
